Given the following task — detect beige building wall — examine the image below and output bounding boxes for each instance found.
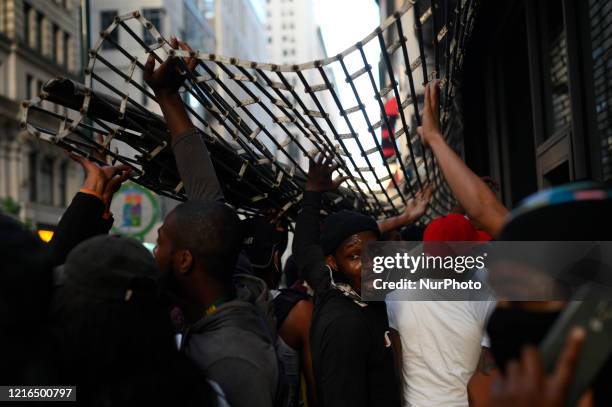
[0,0,83,230]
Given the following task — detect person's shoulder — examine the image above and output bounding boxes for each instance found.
[290,297,313,315]
[315,296,368,332]
[275,287,310,303]
[316,290,362,314]
[385,293,418,317]
[283,297,313,328]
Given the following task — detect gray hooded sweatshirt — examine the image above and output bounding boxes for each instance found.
[172,129,280,406]
[181,275,279,407]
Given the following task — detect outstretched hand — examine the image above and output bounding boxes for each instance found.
[305,154,348,193]
[417,81,443,148]
[143,35,198,99]
[403,184,433,223]
[489,327,586,407]
[70,153,131,209]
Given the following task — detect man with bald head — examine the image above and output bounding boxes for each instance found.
[145,37,281,407]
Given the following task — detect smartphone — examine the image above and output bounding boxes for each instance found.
[539,286,612,406]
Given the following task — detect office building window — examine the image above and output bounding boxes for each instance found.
[28,152,37,202]
[51,24,58,63]
[40,156,54,205]
[24,2,31,46]
[63,32,69,68]
[56,29,64,65]
[100,10,118,49]
[143,9,162,45]
[24,4,42,51]
[26,74,33,99]
[59,161,67,206]
[35,11,42,51]
[0,1,7,34]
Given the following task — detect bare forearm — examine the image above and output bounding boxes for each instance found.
[429,132,508,237]
[157,92,194,138]
[378,213,412,234]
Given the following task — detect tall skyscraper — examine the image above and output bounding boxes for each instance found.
[88,0,217,241]
[211,0,275,155]
[266,0,337,169]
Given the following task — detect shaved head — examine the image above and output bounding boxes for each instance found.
[164,201,243,286]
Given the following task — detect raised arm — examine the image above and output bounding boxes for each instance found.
[50,155,130,266]
[417,82,509,237]
[377,185,432,235]
[293,155,348,296]
[144,36,224,203]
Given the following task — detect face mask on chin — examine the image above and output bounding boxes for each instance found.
[486,306,561,373]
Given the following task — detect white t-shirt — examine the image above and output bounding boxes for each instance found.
[386,287,496,407]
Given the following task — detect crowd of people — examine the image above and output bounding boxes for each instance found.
[2,36,612,406]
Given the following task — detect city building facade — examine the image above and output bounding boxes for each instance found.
[266,0,337,169]
[460,0,611,208]
[0,0,82,235]
[379,0,611,210]
[89,0,217,241]
[212,0,274,154]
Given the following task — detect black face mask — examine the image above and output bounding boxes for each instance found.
[486,307,561,373]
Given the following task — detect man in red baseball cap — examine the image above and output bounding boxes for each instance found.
[387,213,496,406]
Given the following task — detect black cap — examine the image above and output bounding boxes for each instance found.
[63,234,159,302]
[320,210,380,255]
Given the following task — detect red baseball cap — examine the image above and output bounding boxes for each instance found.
[424,214,492,242]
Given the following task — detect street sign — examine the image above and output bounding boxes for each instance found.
[110,182,159,241]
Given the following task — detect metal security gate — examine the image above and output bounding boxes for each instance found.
[590,0,612,182]
[20,0,479,222]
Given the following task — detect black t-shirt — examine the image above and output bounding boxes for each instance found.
[293,191,401,407]
[310,290,400,407]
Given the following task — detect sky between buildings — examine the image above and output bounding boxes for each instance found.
[314,0,386,181]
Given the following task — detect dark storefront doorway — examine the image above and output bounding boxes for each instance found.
[460,0,603,208]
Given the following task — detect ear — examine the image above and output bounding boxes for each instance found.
[174,249,194,275]
[325,255,338,272]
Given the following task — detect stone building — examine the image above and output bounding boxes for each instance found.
[0,0,82,234]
